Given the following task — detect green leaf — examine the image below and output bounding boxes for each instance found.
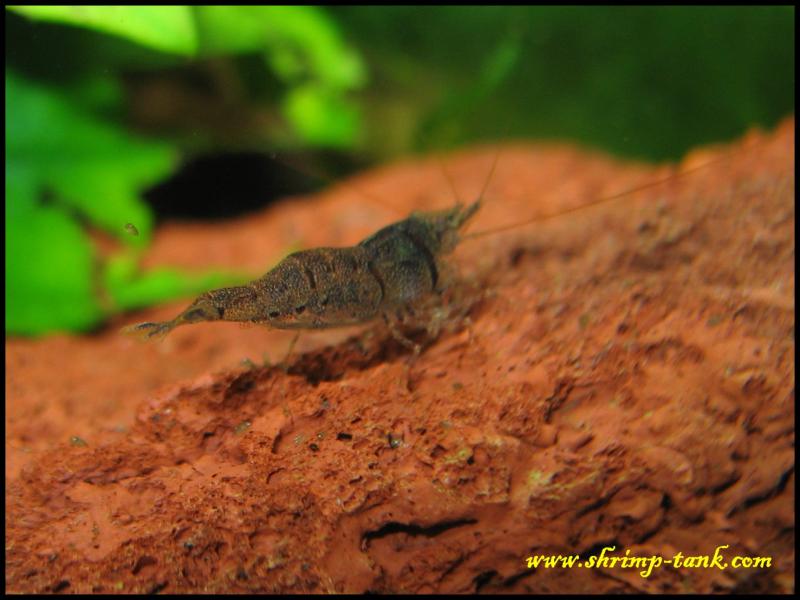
[193,7,366,148]
[283,84,361,147]
[258,6,366,90]
[6,72,175,246]
[105,256,250,312]
[6,72,178,335]
[7,5,198,55]
[61,76,125,115]
[6,204,101,335]
[193,6,279,55]
[195,6,366,90]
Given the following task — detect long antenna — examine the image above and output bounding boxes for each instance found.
[460,145,502,231]
[438,155,462,205]
[478,147,503,205]
[462,143,750,242]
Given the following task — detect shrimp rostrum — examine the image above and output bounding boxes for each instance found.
[123,200,482,352]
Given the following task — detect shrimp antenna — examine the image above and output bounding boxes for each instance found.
[437,141,501,209]
[455,145,502,234]
[438,155,462,205]
[478,146,503,204]
[462,142,751,242]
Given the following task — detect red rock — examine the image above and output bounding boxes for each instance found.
[6,118,794,593]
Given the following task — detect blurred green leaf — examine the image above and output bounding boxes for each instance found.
[6,203,100,335]
[5,5,370,336]
[7,5,197,55]
[6,72,177,334]
[104,252,250,311]
[7,72,175,246]
[194,6,365,89]
[283,83,361,147]
[259,6,365,90]
[61,76,125,116]
[192,6,365,148]
[193,6,282,55]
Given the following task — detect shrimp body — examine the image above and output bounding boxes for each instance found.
[123,201,481,341]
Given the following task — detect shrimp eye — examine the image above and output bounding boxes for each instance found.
[295,305,306,315]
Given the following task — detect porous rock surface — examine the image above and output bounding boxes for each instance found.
[5,118,794,593]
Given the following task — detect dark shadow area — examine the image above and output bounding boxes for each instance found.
[144,152,323,221]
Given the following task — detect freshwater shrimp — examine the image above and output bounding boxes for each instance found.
[122,198,484,353]
[122,138,756,354]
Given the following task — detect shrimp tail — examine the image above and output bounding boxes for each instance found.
[121,320,175,341]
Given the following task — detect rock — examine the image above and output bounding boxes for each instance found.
[5,118,794,593]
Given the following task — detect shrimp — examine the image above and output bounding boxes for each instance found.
[122,138,758,354]
[123,199,482,352]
